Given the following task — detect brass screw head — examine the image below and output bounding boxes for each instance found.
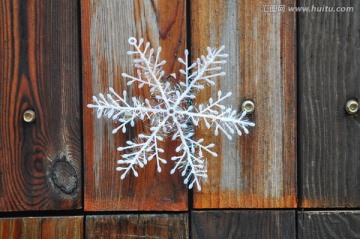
[23,109,36,123]
[242,100,255,114]
[345,100,359,115]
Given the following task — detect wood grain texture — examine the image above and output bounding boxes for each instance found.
[0,216,83,239]
[192,210,295,239]
[82,0,187,210]
[0,0,81,211]
[298,211,360,239]
[299,0,360,207]
[191,0,297,208]
[86,214,188,239]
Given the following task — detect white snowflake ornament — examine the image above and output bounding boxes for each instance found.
[88,37,255,190]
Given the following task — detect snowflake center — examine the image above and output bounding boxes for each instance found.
[167,107,176,116]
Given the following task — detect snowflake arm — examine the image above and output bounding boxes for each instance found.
[116,116,169,179]
[122,37,171,108]
[87,87,167,134]
[175,90,255,139]
[170,119,209,191]
[174,46,228,106]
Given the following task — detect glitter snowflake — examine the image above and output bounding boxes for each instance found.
[88,37,255,190]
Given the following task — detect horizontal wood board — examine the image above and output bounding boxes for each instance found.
[191,210,296,239]
[0,216,83,239]
[86,214,188,239]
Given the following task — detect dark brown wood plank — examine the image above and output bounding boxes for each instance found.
[0,0,81,211]
[86,214,188,239]
[299,0,360,207]
[0,216,83,239]
[191,210,295,239]
[298,211,360,239]
[191,0,297,208]
[82,0,187,210]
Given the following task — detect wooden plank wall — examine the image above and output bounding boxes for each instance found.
[191,0,297,208]
[1,0,360,238]
[0,217,83,239]
[81,0,188,211]
[299,0,360,207]
[0,0,81,211]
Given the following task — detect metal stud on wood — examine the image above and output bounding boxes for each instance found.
[241,100,255,114]
[23,109,36,123]
[345,100,359,115]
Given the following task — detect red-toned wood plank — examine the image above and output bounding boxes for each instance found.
[0,216,83,239]
[86,214,188,239]
[191,0,297,208]
[0,0,81,211]
[82,0,187,210]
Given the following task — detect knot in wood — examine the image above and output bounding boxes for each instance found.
[51,160,78,194]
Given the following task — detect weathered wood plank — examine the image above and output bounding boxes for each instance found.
[0,216,83,239]
[0,0,81,211]
[298,211,360,239]
[192,210,295,239]
[86,214,188,239]
[191,0,297,208]
[299,0,360,207]
[82,0,187,210]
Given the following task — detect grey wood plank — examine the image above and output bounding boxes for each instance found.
[191,210,296,239]
[86,214,188,239]
[299,0,360,207]
[298,211,360,239]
